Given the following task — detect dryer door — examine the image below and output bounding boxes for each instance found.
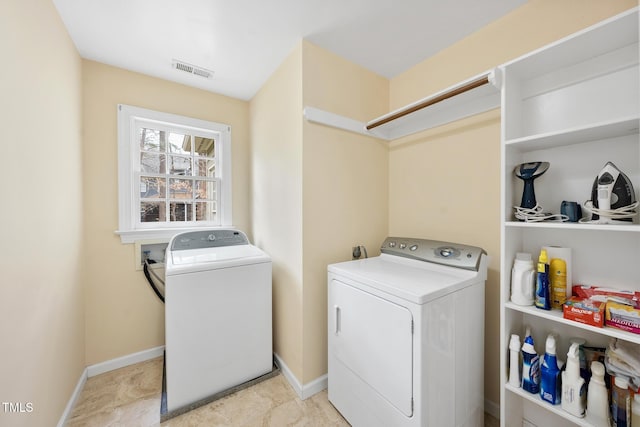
[331,279,413,416]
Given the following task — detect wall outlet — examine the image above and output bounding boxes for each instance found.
[352,246,362,259]
[134,240,168,270]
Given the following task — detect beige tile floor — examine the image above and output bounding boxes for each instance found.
[67,357,500,426]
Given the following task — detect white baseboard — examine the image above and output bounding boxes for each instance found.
[485,397,500,420]
[273,353,327,400]
[58,346,165,426]
[59,346,491,425]
[87,346,165,377]
[56,367,87,427]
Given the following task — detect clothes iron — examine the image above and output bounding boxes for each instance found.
[584,161,637,223]
[514,162,549,209]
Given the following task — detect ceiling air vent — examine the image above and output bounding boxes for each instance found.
[172,59,213,79]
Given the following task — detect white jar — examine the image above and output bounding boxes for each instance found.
[511,253,536,306]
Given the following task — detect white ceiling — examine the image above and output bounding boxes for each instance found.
[53,0,526,101]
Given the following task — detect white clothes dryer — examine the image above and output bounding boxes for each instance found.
[328,237,488,427]
[164,229,272,413]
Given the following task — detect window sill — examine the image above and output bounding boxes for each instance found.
[115,226,235,244]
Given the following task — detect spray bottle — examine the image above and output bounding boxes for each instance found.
[561,342,586,417]
[535,249,551,310]
[540,334,561,405]
[521,327,540,394]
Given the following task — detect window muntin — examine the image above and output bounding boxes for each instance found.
[135,120,219,226]
[117,105,231,242]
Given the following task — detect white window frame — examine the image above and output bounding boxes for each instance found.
[116,104,232,243]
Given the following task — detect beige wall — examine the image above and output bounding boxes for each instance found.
[2,1,635,424]
[250,45,305,380]
[0,0,85,425]
[301,41,389,383]
[388,0,638,409]
[250,41,389,385]
[82,60,251,365]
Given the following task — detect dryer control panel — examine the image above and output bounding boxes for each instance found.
[380,237,486,271]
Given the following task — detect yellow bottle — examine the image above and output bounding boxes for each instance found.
[550,258,567,310]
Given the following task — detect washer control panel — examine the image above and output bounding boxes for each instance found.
[380,237,485,271]
[171,229,248,251]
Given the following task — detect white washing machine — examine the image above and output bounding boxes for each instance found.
[328,237,488,427]
[164,229,272,413]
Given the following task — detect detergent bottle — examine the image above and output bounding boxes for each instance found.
[540,334,561,405]
[511,253,536,306]
[521,327,540,394]
[612,376,631,427]
[508,334,521,388]
[535,249,551,310]
[586,361,610,426]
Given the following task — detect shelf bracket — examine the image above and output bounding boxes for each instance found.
[302,106,389,140]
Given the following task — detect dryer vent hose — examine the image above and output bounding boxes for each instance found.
[143,259,165,303]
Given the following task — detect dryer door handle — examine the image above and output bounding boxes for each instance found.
[334,305,341,335]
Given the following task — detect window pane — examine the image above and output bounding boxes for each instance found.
[194,136,215,157]
[169,178,192,199]
[194,158,215,177]
[168,132,190,155]
[194,179,215,200]
[138,127,164,151]
[168,155,191,175]
[140,201,165,222]
[170,202,193,222]
[140,153,166,174]
[140,177,165,198]
[195,201,216,222]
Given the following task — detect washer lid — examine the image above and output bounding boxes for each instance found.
[166,244,270,276]
[328,253,486,304]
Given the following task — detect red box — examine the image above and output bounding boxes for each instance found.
[563,297,605,328]
[605,301,640,334]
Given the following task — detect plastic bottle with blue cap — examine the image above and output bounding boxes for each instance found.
[521,327,540,394]
[540,334,561,405]
[535,249,551,310]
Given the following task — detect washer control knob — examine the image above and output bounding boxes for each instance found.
[410,245,418,251]
[399,243,407,249]
[388,241,396,248]
[207,233,216,241]
[440,247,454,257]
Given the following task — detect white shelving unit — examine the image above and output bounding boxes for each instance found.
[499,8,639,427]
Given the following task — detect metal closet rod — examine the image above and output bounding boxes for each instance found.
[365,74,491,130]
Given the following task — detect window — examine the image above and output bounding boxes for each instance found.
[116,104,231,243]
